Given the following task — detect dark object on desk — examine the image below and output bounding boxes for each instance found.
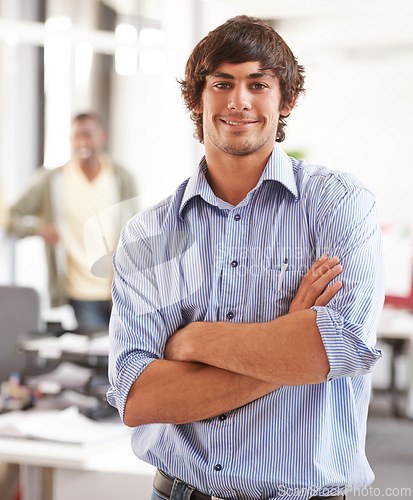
[375,338,409,418]
[0,285,45,383]
[21,330,114,420]
[0,373,34,413]
[383,270,413,418]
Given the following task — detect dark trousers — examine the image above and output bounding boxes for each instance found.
[70,299,111,332]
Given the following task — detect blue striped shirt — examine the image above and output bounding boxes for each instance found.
[107,143,384,500]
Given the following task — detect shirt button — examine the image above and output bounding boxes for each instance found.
[234,214,241,221]
[226,311,234,320]
[218,414,227,421]
[214,464,222,471]
[231,260,238,268]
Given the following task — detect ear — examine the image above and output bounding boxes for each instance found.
[193,102,203,114]
[280,97,296,117]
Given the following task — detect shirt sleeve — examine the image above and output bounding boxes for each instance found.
[311,176,385,381]
[107,216,183,421]
[8,168,49,238]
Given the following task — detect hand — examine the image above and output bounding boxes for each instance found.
[288,255,342,313]
[164,323,202,363]
[164,322,199,361]
[37,224,60,246]
[164,325,192,362]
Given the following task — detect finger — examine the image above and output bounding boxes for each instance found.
[312,264,343,291]
[45,232,58,245]
[311,254,329,272]
[304,264,343,304]
[314,256,340,277]
[314,280,343,307]
[306,254,329,279]
[300,256,340,291]
[306,256,339,281]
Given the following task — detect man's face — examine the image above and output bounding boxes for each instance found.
[197,61,291,158]
[70,118,106,163]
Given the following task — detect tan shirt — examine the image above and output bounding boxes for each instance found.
[62,156,115,300]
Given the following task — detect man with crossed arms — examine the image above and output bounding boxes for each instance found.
[108,15,384,500]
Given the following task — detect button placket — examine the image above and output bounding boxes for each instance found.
[218,207,249,322]
[208,399,233,493]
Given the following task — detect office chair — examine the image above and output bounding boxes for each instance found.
[0,285,45,382]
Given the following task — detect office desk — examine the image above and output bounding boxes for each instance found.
[20,332,109,370]
[4,333,155,500]
[0,433,156,500]
[19,332,112,419]
[376,307,413,418]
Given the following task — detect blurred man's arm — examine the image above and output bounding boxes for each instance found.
[8,168,55,241]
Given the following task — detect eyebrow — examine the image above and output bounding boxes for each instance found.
[209,71,276,80]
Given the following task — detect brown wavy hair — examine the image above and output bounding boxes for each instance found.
[180,15,305,143]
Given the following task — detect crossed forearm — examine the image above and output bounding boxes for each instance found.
[164,255,341,385]
[124,256,339,426]
[165,309,329,386]
[123,359,280,426]
[124,311,328,427]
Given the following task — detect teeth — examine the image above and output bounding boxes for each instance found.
[226,121,247,126]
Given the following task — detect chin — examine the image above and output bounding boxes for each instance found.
[221,141,266,157]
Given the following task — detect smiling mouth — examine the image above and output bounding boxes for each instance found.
[77,147,93,159]
[222,119,257,126]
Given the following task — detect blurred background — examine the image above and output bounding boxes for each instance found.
[0,1,413,498]
[0,0,412,321]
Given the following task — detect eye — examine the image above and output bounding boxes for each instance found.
[251,82,267,90]
[213,82,232,90]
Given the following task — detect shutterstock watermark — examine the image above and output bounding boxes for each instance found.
[278,485,412,498]
[351,486,412,497]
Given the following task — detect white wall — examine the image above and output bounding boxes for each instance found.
[109,0,204,210]
[280,14,413,228]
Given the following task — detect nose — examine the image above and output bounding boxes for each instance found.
[73,134,88,148]
[227,85,252,112]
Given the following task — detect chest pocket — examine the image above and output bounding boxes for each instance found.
[258,269,303,322]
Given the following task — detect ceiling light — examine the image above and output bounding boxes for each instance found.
[45,16,72,33]
[115,24,138,44]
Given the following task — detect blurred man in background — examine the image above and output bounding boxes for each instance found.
[8,113,137,331]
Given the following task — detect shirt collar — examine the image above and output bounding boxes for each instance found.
[179,143,298,220]
[260,143,299,199]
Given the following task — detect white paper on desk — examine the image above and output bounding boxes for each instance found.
[378,307,413,334]
[22,333,90,359]
[88,335,109,356]
[0,406,127,445]
[25,361,94,392]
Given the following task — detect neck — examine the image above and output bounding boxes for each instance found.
[205,147,272,206]
[78,156,101,181]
